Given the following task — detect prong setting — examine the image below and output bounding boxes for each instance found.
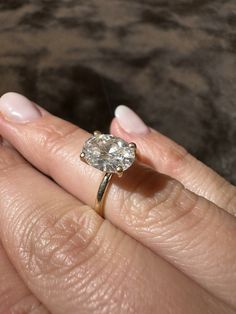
[116,166,123,177]
[94,130,101,136]
[129,142,137,155]
[129,142,137,152]
[80,152,85,160]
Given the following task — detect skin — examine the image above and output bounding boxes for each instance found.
[0,103,235,313]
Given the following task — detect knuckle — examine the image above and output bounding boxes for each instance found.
[162,187,202,232]
[118,168,174,225]
[17,205,138,310]
[8,295,47,314]
[0,146,26,174]
[165,187,204,231]
[17,206,102,278]
[163,144,190,175]
[38,122,80,160]
[119,166,202,236]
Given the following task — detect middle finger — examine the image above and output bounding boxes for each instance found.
[0,93,235,307]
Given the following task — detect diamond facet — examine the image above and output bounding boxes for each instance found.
[82,134,136,173]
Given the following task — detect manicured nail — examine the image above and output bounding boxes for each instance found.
[115,105,149,134]
[0,92,41,123]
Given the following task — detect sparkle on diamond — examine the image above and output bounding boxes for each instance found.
[82,134,136,173]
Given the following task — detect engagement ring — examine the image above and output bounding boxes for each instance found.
[80,131,137,216]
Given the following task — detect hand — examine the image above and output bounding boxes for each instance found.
[0,92,235,314]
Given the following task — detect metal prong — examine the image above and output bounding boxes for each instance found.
[116,166,123,177]
[94,130,101,136]
[129,142,137,150]
[80,152,85,160]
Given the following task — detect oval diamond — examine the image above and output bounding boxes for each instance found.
[82,134,136,173]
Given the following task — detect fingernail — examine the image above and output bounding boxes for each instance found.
[0,92,41,123]
[114,105,149,134]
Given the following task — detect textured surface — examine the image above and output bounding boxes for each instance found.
[0,1,235,183]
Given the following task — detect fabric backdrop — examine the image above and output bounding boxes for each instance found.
[0,0,235,183]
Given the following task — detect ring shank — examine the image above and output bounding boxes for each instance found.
[95,173,113,216]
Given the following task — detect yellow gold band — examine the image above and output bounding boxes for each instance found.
[81,132,137,217]
[95,173,113,217]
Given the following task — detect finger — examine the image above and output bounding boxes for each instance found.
[0,137,229,314]
[111,105,236,215]
[0,241,49,314]
[0,93,235,308]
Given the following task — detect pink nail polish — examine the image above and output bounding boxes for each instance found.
[0,92,41,123]
[114,105,149,135]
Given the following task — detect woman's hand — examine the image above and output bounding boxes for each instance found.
[0,92,235,314]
